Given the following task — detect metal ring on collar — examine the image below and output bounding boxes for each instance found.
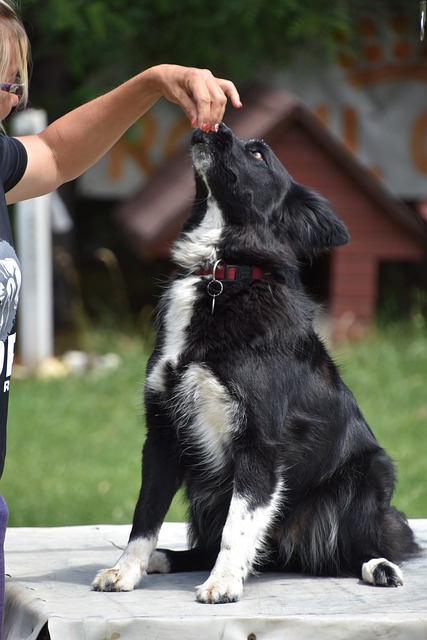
[206,279,224,297]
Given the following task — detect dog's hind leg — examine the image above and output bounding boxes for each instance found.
[359,506,420,587]
[336,459,420,589]
[147,547,217,574]
[361,558,403,587]
[92,409,183,592]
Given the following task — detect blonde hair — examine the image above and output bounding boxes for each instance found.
[0,0,30,118]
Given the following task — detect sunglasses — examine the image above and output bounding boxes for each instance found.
[0,82,24,97]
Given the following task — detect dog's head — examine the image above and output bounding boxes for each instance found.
[187,124,349,271]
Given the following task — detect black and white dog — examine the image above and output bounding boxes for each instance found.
[93,124,419,603]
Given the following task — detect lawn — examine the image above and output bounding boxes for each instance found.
[1,321,426,527]
[335,321,427,517]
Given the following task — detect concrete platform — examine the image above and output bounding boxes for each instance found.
[4,520,427,640]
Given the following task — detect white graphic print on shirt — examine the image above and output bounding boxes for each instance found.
[0,240,21,343]
[0,240,21,393]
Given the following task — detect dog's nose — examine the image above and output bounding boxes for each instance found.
[191,123,234,149]
[217,123,230,134]
[216,122,233,140]
[191,128,207,144]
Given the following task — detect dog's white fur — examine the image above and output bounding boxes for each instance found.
[172,364,243,476]
[94,535,158,592]
[145,277,198,395]
[195,486,284,603]
[171,195,223,270]
[362,558,403,586]
[145,196,223,396]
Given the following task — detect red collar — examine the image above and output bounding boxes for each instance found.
[194,262,270,282]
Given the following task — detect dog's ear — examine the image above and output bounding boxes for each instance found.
[284,182,349,252]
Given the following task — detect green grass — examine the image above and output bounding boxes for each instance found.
[2,332,147,526]
[1,321,427,527]
[335,321,427,518]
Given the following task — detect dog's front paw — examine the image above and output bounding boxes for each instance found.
[362,558,403,587]
[196,574,243,604]
[92,566,145,592]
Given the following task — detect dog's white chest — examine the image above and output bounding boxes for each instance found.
[146,197,224,395]
[145,277,198,394]
[171,197,224,271]
[144,194,240,469]
[145,276,242,471]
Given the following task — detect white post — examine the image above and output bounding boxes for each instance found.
[12,109,53,372]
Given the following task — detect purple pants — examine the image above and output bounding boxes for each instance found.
[0,494,8,639]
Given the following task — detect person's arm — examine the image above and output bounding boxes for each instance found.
[6,64,241,204]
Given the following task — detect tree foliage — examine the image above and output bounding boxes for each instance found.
[18,0,415,116]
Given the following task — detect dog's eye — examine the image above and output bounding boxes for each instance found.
[249,150,264,161]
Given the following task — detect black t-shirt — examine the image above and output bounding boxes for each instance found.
[0,135,28,478]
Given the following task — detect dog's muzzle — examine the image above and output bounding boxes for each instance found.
[191,124,233,177]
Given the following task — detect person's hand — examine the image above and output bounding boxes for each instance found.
[147,64,242,131]
[8,64,242,204]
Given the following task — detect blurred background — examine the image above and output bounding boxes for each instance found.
[2,0,426,526]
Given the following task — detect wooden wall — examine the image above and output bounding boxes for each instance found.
[271,123,425,339]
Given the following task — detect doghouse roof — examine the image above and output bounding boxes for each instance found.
[114,85,427,260]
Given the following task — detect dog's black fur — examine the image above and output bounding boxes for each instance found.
[93,124,420,603]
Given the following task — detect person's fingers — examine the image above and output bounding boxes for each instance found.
[184,69,242,130]
[158,66,242,131]
[203,75,242,128]
[216,78,242,110]
[185,69,220,130]
[172,89,198,127]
